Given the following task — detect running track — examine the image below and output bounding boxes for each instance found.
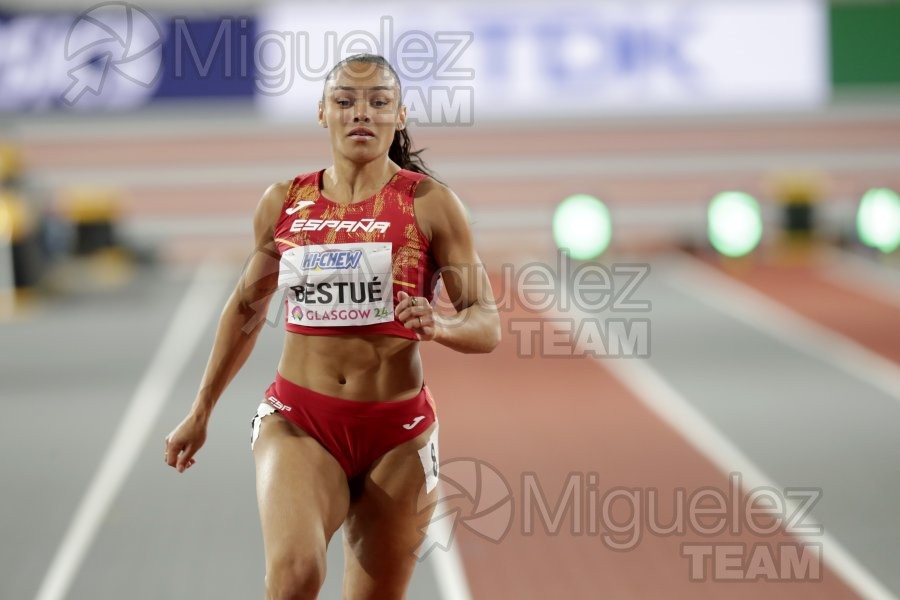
[2,107,899,599]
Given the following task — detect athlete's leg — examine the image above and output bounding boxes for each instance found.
[253,411,350,600]
[341,423,439,600]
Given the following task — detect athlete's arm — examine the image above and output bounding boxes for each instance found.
[164,181,286,472]
[412,178,501,354]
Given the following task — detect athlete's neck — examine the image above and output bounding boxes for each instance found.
[325,157,399,204]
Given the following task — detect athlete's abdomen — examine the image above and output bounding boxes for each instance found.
[278,332,424,402]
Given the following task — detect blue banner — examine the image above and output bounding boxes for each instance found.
[0,5,257,112]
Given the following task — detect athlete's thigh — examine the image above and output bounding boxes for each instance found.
[253,411,350,569]
[342,423,439,600]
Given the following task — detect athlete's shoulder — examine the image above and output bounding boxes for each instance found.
[410,173,445,198]
[396,167,429,183]
[260,170,321,211]
[411,176,468,241]
[414,175,463,210]
[265,178,294,197]
[259,178,293,211]
[253,178,294,239]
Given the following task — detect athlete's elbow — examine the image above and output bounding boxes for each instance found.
[228,290,271,337]
[490,321,502,352]
[476,318,502,354]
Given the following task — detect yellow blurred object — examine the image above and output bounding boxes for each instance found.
[0,191,35,243]
[89,247,134,287]
[60,187,123,224]
[0,143,23,183]
[0,192,34,317]
[766,170,828,251]
[765,170,829,205]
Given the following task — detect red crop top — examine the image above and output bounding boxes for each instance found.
[272,168,439,340]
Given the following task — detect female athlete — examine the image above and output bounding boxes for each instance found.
[164,53,501,599]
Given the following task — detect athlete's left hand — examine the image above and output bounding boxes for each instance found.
[395,291,437,341]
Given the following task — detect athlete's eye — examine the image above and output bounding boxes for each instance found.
[335,98,353,108]
[371,98,390,108]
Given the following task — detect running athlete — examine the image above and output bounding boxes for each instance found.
[164,54,501,600]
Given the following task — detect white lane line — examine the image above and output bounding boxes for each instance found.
[817,248,900,311]
[427,504,474,600]
[594,350,898,600]
[542,252,898,600]
[662,253,900,404]
[34,262,230,600]
[550,297,897,599]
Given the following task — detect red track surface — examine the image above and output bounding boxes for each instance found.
[710,253,900,365]
[420,278,859,599]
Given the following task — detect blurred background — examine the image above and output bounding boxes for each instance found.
[1,0,898,599]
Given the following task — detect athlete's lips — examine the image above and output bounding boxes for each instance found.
[348,127,375,138]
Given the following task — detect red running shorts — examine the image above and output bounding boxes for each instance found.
[251,372,439,485]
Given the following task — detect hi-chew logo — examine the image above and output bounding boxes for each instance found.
[63,2,163,107]
[301,249,364,270]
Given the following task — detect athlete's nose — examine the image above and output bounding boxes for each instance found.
[353,100,370,123]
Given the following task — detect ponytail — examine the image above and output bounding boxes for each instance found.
[389,128,437,180]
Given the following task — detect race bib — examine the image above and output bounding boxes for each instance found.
[279,242,394,327]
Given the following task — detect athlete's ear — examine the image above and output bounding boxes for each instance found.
[396,103,407,131]
[318,100,326,128]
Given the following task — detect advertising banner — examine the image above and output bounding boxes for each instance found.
[0,6,256,112]
[256,0,829,123]
[0,0,828,118]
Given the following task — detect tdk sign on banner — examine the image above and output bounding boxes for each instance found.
[256,0,828,122]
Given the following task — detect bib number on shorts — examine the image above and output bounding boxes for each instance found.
[279,242,394,327]
[417,424,439,494]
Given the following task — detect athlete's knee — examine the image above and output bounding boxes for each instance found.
[266,551,326,600]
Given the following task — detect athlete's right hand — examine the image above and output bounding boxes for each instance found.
[164,413,207,473]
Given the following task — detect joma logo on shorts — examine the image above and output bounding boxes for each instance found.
[266,396,292,412]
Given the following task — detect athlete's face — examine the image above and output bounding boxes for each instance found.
[319,63,406,163]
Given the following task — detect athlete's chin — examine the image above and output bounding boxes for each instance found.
[341,145,389,163]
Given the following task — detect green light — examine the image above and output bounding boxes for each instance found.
[553,194,611,260]
[708,191,763,257]
[857,188,900,254]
